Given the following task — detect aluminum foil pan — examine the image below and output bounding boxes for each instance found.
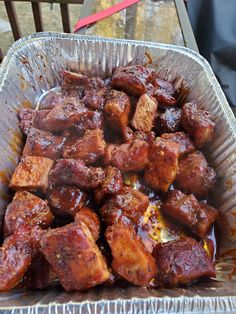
[0,32,236,314]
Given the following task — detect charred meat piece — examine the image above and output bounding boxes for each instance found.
[144,138,180,192]
[23,128,66,160]
[82,91,104,110]
[75,110,104,133]
[181,102,215,147]
[122,126,134,143]
[61,70,88,98]
[155,108,181,134]
[94,166,123,204]
[84,77,105,93]
[104,89,131,133]
[63,129,106,164]
[153,237,216,287]
[131,94,158,132]
[38,101,87,132]
[105,224,157,286]
[133,130,156,147]
[175,151,216,197]
[22,252,57,290]
[4,190,53,237]
[152,78,177,107]
[100,186,149,226]
[10,156,54,192]
[162,190,218,238]
[39,91,64,110]
[32,109,51,130]
[161,132,195,157]
[75,207,100,241]
[47,186,87,217]
[0,225,33,292]
[49,159,105,190]
[40,221,110,291]
[104,140,149,172]
[111,65,155,96]
[17,108,35,135]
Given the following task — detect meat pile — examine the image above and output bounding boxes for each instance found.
[0,65,218,292]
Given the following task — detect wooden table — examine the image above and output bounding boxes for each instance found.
[77,0,198,52]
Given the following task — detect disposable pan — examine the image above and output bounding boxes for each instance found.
[0,32,236,314]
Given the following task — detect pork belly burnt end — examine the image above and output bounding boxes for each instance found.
[153,237,216,287]
[40,221,110,291]
[181,102,215,147]
[161,132,195,157]
[104,140,149,171]
[4,190,53,237]
[111,65,155,96]
[152,78,177,107]
[82,91,104,110]
[63,129,106,164]
[100,187,149,226]
[104,89,131,133]
[39,91,64,110]
[17,108,35,135]
[144,138,180,192]
[75,207,100,241]
[175,151,216,197]
[105,224,157,286]
[162,190,218,238]
[155,108,181,135]
[94,166,123,204]
[49,159,105,190]
[10,156,54,192]
[61,70,88,98]
[23,128,66,160]
[0,225,33,292]
[47,186,87,217]
[131,94,158,132]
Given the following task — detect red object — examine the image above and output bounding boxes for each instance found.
[74,0,140,33]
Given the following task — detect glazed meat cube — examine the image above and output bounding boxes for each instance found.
[75,110,104,133]
[161,132,195,157]
[100,186,149,226]
[49,159,105,190]
[75,207,100,241]
[94,166,123,204]
[181,102,215,147]
[131,94,158,132]
[40,221,110,291]
[84,76,105,93]
[152,78,177,107]
[144,138,180,192]
[47,186,87,217]
[122,126,134,143]
[63,129,106,164]
[10,156,54,192]
[105,140,149,171]
[111,65,155,96]
[82,91,104,110]
[162,190,218,238]
[39,91,64,110]
[61,70,88,98]
[32,109,51,130]
[105,224,157,286]
[104,89,131,133]
[0,225,33,292]
[23,252,57,289]
[133,130,156,147]
[23,128,66,160]
[4,190,53,237]
[39,101,87,132]
[153,238,216,287]
[175,151,216,197]
[17,108,35,135]
[155,108,181,135]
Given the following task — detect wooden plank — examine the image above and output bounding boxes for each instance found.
[4,1,22,40]
[60,3,70,33]
[74,0,93,34]
[2,0,84,4]
[0,48,3,63]
[31,2,44,32]
[174,0,199,52]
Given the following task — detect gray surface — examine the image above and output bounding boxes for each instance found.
[0,32,236,313]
